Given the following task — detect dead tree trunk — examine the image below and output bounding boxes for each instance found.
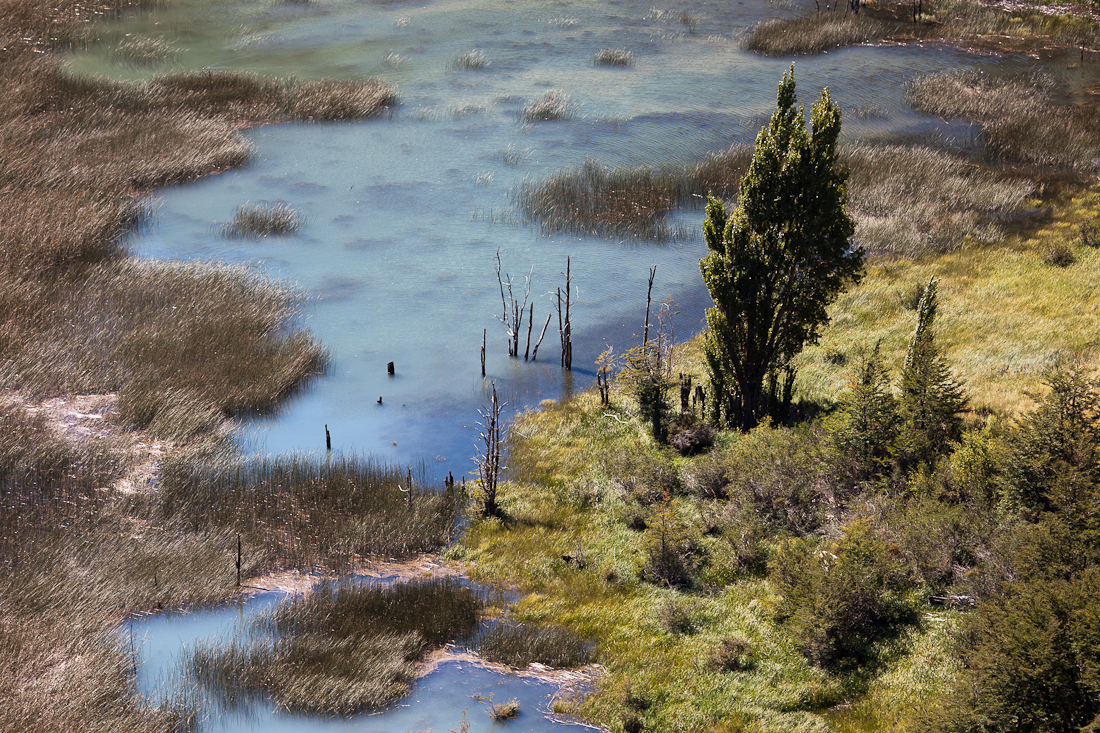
[557,257,573,370]
[496,250,532,357]
[643,265,656,348]
[532,311,552,360]
[476,382,504,518]
[524,302,534,361]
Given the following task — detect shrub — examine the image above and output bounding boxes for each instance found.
[666,414,715,455]
[771,519,915,669]
[642,492,698,587]
[925,568,1100,733]
[1042,241,1076,267]
[708,637,755,672]
[657,598,695,634]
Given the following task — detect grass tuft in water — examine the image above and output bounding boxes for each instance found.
[522,90,578,122]
[221,202,303,238]
[594,48,634,67]
[452,49,489,70]
[112,35,180,66]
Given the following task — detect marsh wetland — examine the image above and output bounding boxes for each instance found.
[4,0,1100,730]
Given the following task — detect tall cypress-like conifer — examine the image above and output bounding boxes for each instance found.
[701,66,862,430]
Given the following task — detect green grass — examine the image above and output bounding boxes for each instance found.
[797,183,1100,416]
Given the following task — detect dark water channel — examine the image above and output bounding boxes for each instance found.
[69,0,1084,727]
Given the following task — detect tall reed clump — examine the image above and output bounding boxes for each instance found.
[744,12,901,56]
[157,453,460,570]
[188,578,483,715]
[522,89,578,122]
[908,69,1100,177]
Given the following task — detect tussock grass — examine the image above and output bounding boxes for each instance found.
[522,89,578,122]
[451,49,489,70]
[158,453,460,570]
[221,202,303,238]
[843,143,1034,256]
[744,0,1100,57]
[745,12,901,55]
[595,48,634,67]
[516,143,1032,251]
[188,578,482,715]
[908,69,1100,176]
[475,621,592,668]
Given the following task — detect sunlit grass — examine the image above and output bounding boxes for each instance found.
[797,183,1100,417]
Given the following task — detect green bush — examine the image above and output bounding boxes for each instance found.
[927,568,1100,733]
[771,519,915,669]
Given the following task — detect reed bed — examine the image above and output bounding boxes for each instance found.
[0,260,327,438]
[157,453,460,570]
[188,577,482,715]
[745,12,902,56]
[514,147,753,239]
[475,621,592,668]
[515,143,1032,253]
[221,203,303,238]
[908,69,1100,176]
[745,0,1100,57]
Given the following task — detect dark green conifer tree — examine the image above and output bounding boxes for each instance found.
[899,277,967,469]
[700,66,862,430]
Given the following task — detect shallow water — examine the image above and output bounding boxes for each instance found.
[67,0,1036,478]
[129,589,588,732]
